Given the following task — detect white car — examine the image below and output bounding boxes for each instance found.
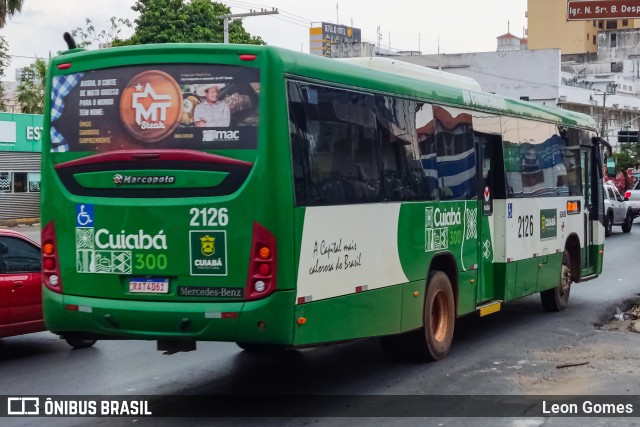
[604,182,633,236]
[623,179,640,219]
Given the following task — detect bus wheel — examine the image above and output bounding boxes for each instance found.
[63,337,97,349]
[622,211,633,233]
[379,271,455,362]
[540,250,572,312]
[422,271,455,360]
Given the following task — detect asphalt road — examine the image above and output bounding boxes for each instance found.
[2,223,640,426]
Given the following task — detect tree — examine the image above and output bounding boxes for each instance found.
[16,58,46,114]
[0,0,22,28]
[71,17,133,49]
[0,35,9,111]
[614,140,640,170]
[115,0,264,46]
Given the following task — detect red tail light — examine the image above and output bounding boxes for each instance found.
[42,220,63,293]
[625,191,631,199]
[245,222,277,300]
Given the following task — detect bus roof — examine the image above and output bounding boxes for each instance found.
[51,43,597,130]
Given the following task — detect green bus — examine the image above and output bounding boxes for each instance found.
[41,42,605,360]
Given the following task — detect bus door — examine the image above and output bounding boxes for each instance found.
[473,114,503,304]
[580,147,595,272]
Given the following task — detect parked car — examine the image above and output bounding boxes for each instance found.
[604,182,633,236]
[0,229,95,348]
[0,229,44,338]
[624,179,640,219]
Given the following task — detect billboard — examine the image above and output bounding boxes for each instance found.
[0,113,43,152]
[309,22,362,57]
[567,1,640,20]
[49,64,260,153]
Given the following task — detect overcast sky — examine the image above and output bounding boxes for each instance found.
[0,0,528,81]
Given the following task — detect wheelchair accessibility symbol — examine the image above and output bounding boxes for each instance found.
[76,204,94,227]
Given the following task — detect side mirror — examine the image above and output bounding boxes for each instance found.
[0,242,7,254]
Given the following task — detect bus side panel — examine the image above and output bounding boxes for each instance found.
[512,258,539,299]
[497,263,517,301]
[293,285,403,346]
[493,262,517,301]
[536,252,563,293]
[457,270,477,315]
[43,286,295,343]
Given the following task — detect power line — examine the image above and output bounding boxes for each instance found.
[8,54,40,59]
[223,1,310,29]
[223,0,311,25]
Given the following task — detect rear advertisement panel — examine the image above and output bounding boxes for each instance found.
[50,64,260,152]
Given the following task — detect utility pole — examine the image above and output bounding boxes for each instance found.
[593,91,608,136]
[216,8,279,44]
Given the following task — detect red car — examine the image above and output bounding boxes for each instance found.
[0,228,96,348]
[0,229,44,338]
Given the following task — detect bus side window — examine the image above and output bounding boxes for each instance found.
[376,96,431,201]
[433,106,476,200]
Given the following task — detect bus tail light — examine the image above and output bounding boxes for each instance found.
[42,220,63,293]
[245,222,277,300]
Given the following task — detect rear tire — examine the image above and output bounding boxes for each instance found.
[605,212,613,236]
[64,337,97,349]
[540,250,572,312]
[380,271,455,361]
[622,211,633,233]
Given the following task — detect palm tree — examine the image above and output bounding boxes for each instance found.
[0,0,23,28]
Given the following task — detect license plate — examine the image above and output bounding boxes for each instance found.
[129,278,169,294]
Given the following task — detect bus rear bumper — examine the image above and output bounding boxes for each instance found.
[43,288,295,344]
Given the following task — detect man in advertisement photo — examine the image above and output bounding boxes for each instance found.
[194,84,231,127]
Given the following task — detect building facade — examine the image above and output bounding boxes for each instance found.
[0,113,43,221]
[527,0,640,55]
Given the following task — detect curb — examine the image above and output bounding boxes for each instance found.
[0,218,41,227]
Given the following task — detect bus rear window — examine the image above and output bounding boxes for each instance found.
[50,64,260,152]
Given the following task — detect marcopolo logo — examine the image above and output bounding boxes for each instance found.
[113,174,176,186]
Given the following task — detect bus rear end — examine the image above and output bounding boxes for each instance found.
[41,44,296,350]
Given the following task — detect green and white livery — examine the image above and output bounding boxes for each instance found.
[41,43,604,360]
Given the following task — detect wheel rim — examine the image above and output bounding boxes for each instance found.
[431,289,449,342]
[560,264,571,296]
